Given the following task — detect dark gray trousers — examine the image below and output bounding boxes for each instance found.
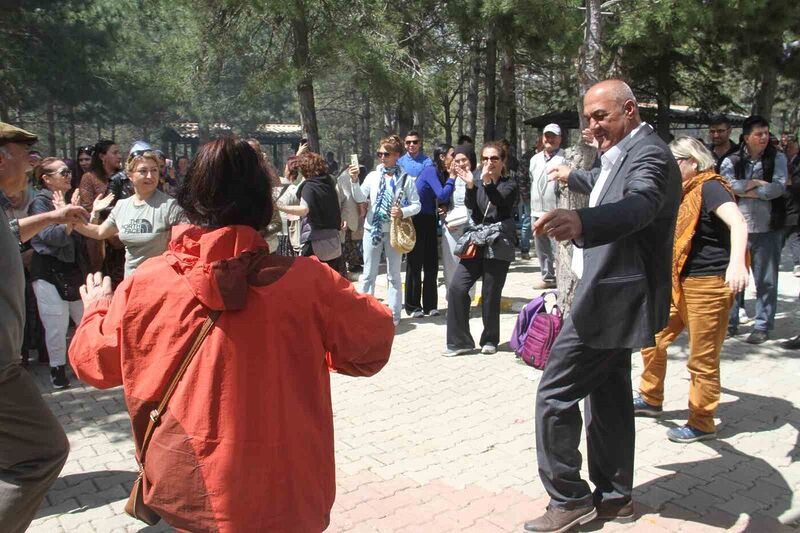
[0,365,69,533]
[535,316,634,509]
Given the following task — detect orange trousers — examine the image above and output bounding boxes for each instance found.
[639,275,733,433]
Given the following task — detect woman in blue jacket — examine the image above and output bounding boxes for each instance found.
[405,144,455,317]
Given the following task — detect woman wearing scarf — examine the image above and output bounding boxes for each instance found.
[635,137,748,443]
[350,135,421,326]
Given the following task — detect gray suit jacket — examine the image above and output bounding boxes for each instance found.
[568,124,681,349]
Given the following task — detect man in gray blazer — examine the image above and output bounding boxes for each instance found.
[524,80,681,532]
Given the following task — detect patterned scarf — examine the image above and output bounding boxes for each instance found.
[370,165,398,245]
[671,170,737,303]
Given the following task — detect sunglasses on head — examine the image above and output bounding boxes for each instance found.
[405,140,419,145]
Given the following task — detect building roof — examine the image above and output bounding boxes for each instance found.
[524,104,747,130]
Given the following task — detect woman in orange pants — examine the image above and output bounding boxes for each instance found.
[635,137,748,443]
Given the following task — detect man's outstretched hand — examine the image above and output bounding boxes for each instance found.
[532,209,582,242]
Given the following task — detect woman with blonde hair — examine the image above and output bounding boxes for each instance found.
[350,134,421,326]
[73,150,183,278]
[635,136,748,443]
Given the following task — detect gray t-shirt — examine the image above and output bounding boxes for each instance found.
[104,189,184,277]
[1,209,24,369]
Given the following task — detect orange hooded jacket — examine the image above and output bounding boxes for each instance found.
[69,224,394,532]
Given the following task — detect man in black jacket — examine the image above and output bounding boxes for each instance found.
[524,80,681,532]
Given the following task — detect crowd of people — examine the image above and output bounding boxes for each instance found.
[1,76,799,532]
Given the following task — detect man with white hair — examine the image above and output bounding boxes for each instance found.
[528,123,565,289]
[0,123,87,532]
[525,81,681,532]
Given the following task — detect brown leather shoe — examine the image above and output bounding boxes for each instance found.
[595,500,634,523]
[523,505,597,532]
[533,280,557,290]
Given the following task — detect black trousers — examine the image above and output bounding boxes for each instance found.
[405,214,440,314]
[535,315,634,510]
[446,257,510,348]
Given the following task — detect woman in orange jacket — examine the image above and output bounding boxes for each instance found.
[70,138,395,533]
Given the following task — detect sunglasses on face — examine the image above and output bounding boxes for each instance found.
[46,167,72,177]
[405,140,419,145]
[376,151,391,157]
[481,156,501,162]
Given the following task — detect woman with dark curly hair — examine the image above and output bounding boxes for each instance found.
[276,151,345,274]
[70,137,394,532]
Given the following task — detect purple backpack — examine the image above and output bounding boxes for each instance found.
[509,291,563,370]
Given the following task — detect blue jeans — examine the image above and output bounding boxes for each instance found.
[729,230,781,331]
[518,202,531,253]
[361,232,402,322]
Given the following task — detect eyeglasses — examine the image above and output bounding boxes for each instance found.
[481,156,501,162]
[45,167,72,177]
[376,151,391,158]
[405,140,419,145]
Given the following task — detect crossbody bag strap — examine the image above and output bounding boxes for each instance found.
[137,309,221,467]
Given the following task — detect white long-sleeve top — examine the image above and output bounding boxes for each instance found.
[352,168,421,234]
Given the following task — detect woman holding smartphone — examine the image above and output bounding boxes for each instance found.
[444,142,518,356]
[404,143,455,317]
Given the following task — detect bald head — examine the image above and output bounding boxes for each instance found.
[583,79,641,151]
[587,80,637,107]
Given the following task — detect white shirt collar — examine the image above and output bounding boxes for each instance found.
[601,122,648,170]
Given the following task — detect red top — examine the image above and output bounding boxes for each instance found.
[69,224,394,532]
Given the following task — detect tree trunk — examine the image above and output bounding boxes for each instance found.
[483,29,497,142]
[466,36,481,142]
[556,0,601,313]
[397,95,414,137]
[508,61,518,162]
[198,122,210,144]
[457,80,465,140]
[443,94,453,146]
[46,102,57,156]
[495,42,514,141]
[0,104,9,123]
[111,123,116,141]
[290,4,320,153]
[655,61,672,141]
[68,106,76,157]
[96,121,102,141]
[361,92,372,167]
[751,57,779,118]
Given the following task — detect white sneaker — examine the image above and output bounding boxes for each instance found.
[411,310,425,318]
[739,309,752,325]
[481,344,497,355]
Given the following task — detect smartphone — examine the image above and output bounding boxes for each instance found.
[350,154,359,168]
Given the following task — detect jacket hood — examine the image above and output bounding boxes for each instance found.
[163,224,271,311]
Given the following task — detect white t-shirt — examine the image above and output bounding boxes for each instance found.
[104,189,184,277]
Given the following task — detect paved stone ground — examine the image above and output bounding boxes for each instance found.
[26,251,800,532]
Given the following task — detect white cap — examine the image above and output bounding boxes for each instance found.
[543,123,561,136]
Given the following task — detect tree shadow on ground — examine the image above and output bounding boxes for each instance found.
[582,387,798,531]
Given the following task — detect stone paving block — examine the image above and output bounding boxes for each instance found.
[671,487,727,515]
[715,491,770,517]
